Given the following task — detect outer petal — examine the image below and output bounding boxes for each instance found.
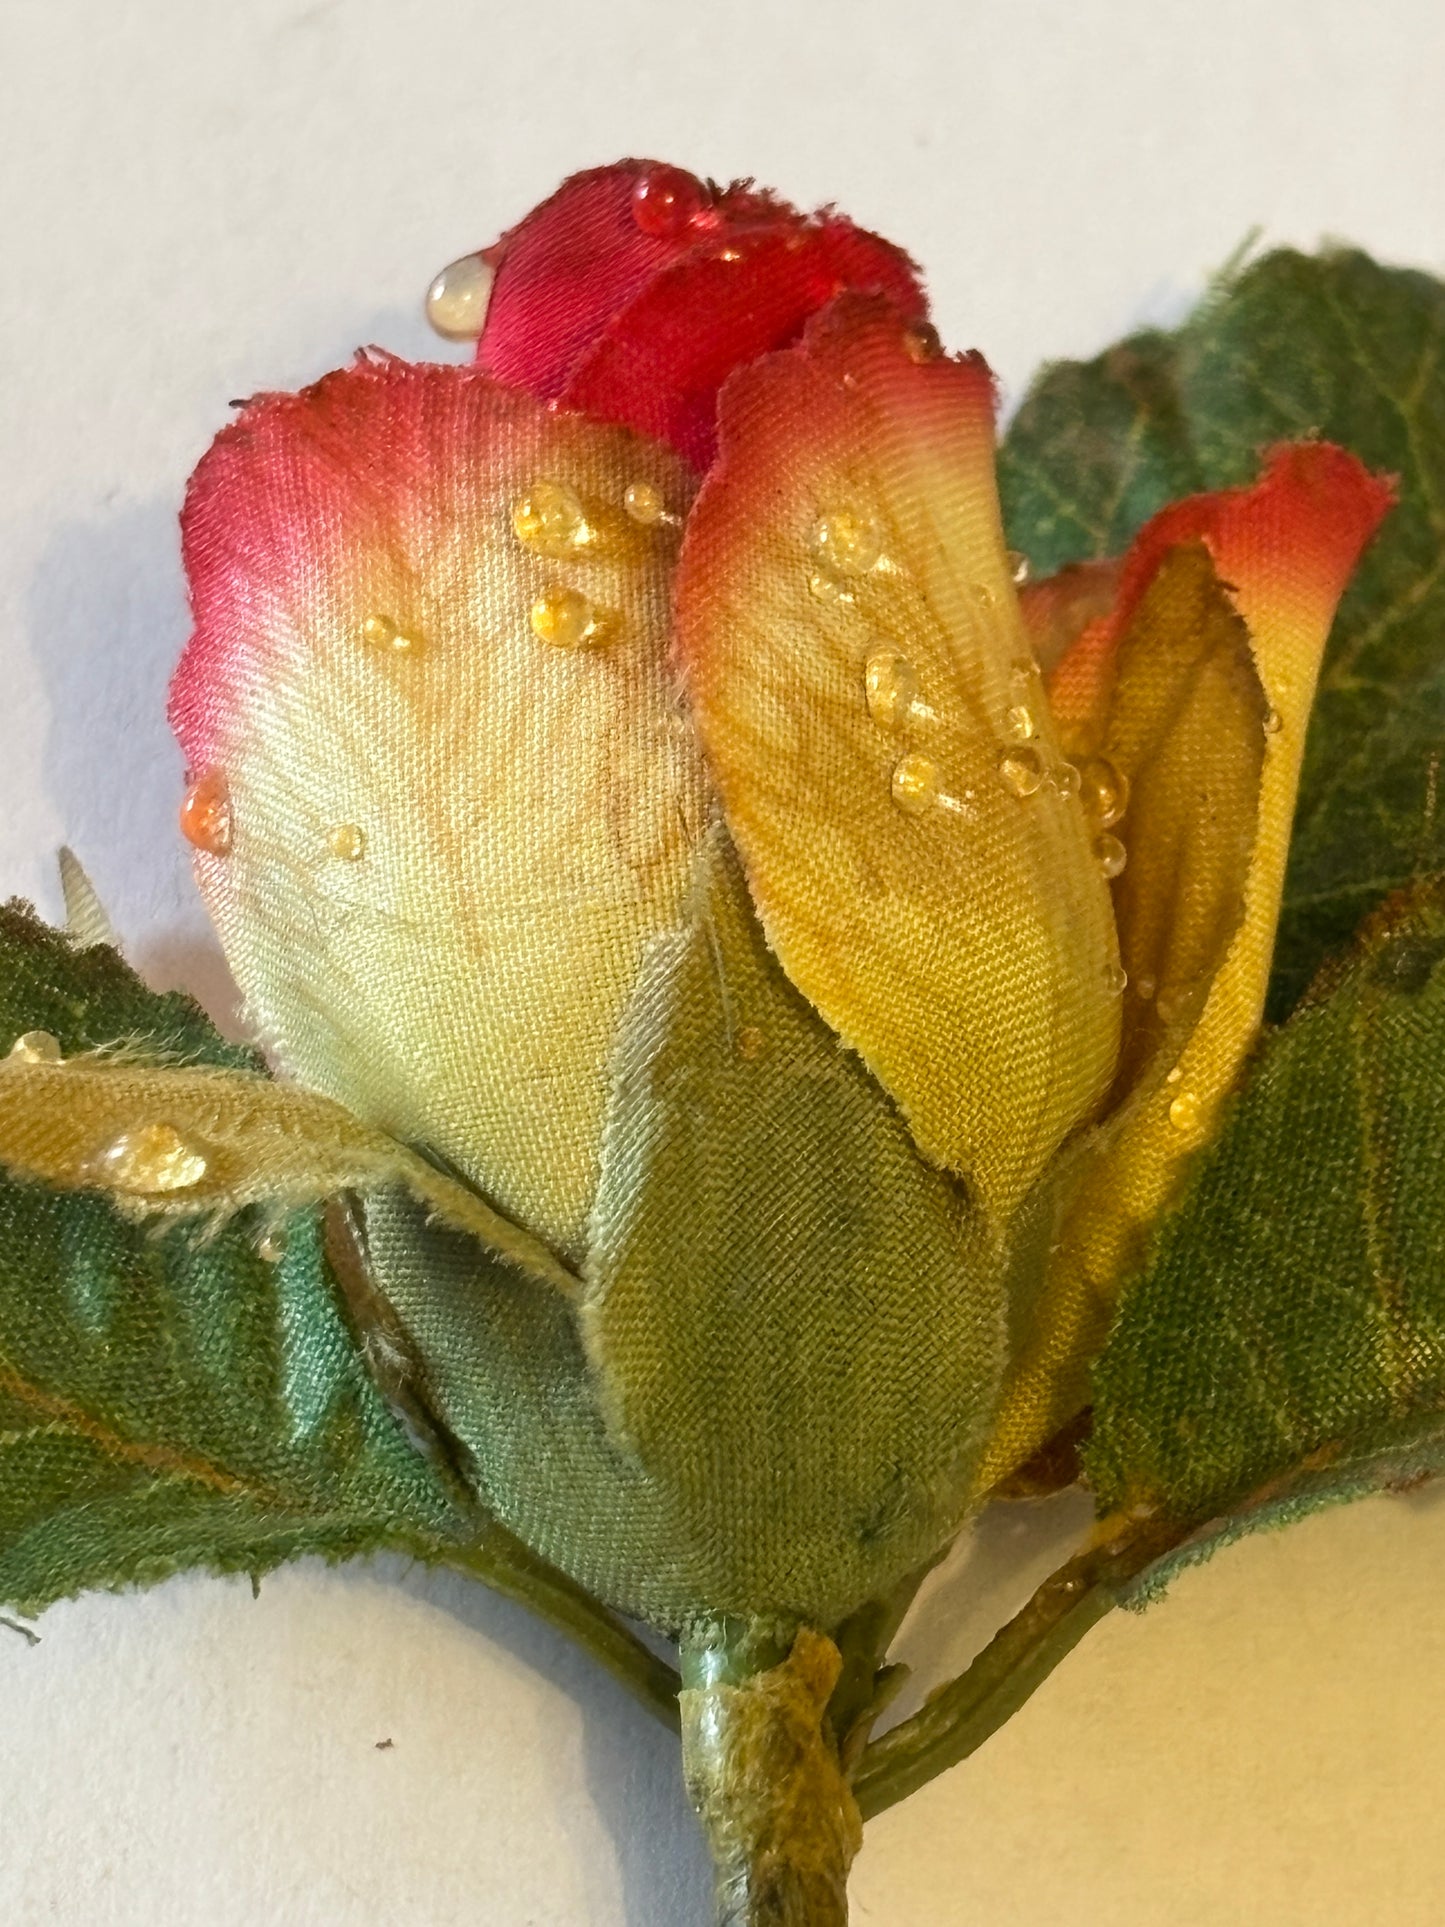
[981,443,1394,1484]
[476,161,926,470]
[171,358,708,1261]
[674,295,1122,1223]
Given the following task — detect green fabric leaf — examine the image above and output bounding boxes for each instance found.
[0,903,464,1615]
[0,898,258,1071]
[999,247,1445,1015]
[1086,880,1445,1538]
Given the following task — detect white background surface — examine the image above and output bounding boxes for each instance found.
[3,2,1445,1921]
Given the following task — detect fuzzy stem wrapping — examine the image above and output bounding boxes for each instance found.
[680,1619,862,1927]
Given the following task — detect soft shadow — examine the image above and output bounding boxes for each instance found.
[883,1488,1096,1729]
[26,492,251,1033]
[369,1555,711,1926]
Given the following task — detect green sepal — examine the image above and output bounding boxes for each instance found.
[999,246,1445,1015]
[1086,879,1445,1539]
[580,832,1002,1623]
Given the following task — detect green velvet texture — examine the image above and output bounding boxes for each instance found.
[1087,881,1445,1533]
[1000,246,1445,1018]
[0,903,463,1617]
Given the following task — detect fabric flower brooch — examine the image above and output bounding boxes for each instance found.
[4,160,1443,1926]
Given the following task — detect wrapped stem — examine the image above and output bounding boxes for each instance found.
[679,1619,862,1927]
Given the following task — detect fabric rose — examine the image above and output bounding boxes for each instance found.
[160,159,1390,1515]
[0,157,1392,1926]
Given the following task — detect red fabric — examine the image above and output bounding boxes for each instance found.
[476,161,927,470]
[172,354,518,770]
[1107,441,1395,636]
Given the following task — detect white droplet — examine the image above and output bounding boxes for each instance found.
[624,480,671,526]
[865,649,922,729]
[891,753,941,815]
[7,1030,62,1065]
[362,613,421,655]
[425,252,494,341]
[1078,756,1129,828]
[1094,831,1127,879]
[1156,986,1189,1025]
[512,479,594,556]
[94,1123,209,1195]
[998,746,1045,797]
[811,508,882,578]
[531,584,608,648]
[327,823,366,861]
[808,568,851,605]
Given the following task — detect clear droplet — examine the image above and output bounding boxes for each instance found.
[891,752,941,815]
[95,1122,209,1195]
[1054,761,1082,798]
[512,479,592,556]
[327,823,366,861]
[1008,549,1031,586]
[630,164,706,238]
[1168,1090,1201,1132]
[1136,973,1158,1001]
[1165,1065,1183,1085]
[865,649,921,729]
[901,320,942,362]
[531,584,607,648]
[425,252,494,341]
[257,1226,287,1264]
[180,771,232,856]
[362,613,421,654]
[811,508,882,578]
[1078,756,1129,828]
[1094,831,1128,879]
[8,1030,62,1065]
[998,746,1046,797]
[808,568,850,605]
[1156,986,1187,1025]
[1104,962,1128,996]
[623,480,668,526]
[1264,707,1284,736]
[1004,704,1035,743]
[971,582,998,611]
[735,1025,766,1060]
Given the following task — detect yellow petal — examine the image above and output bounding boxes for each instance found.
[1095,540,1268,1096]
[980,444,1395,1484]
[674,296,1121,1221]
[171,361,709,1260]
